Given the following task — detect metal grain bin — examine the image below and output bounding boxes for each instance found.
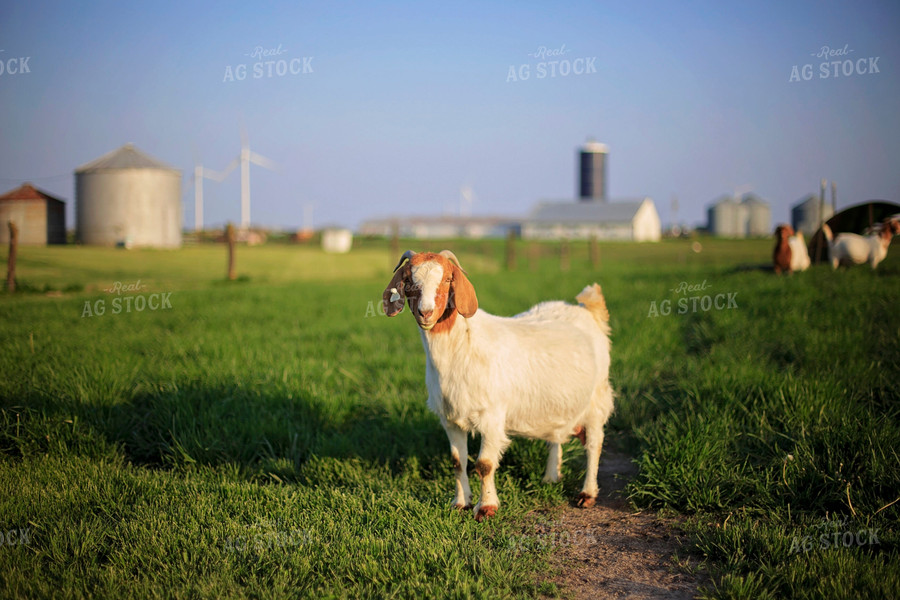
[75,144,182,247]
[742,194,771,237]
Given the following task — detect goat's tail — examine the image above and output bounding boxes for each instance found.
[822,224,833,243]
[576,284,610,328]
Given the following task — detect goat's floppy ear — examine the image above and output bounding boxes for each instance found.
[450,263,478,318]
[382,265,408,317]
[889,219,900,235]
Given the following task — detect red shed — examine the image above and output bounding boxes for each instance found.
[0,183,67,245]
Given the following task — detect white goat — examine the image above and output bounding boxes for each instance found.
[382,250,614,521]
[789,231,811,272]
[823,219,900,269]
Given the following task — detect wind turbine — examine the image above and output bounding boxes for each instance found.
[192,155,229,232]
[302,202,315,232]
[219,127,278,230]
[459,184,474,218]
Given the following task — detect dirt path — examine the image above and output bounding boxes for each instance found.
[523,441,711,599]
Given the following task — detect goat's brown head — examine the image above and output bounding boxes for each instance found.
[873,218,900,245]
[774,224,794,241]
[382,250,478,332]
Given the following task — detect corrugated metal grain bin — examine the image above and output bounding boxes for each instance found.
[75,144,181,247]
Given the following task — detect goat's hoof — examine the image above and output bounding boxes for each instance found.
[474,505,497,522]
[451,502,473,512]
[541,474,561,484]
[576,493,596,508]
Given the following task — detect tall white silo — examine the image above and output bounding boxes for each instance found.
[709,196,741,237]
[792,194,834,238]
[75,144,182,247]
[742,195,771,237]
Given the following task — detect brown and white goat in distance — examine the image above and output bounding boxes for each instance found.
[773,224,810,274]
[382,250,614,521]
[823,218,900,270]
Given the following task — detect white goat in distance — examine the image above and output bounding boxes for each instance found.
[823,218,900,269]
[382,250,614,521]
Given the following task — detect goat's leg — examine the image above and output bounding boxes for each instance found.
[473,424,509,522]
[445,423,472,510]
[577,424,603,508]
[543,442,562,483]
[578,383,613,508]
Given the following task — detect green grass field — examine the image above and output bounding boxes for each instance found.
[1,238,898,599]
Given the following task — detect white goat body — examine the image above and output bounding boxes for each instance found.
[383,250,613,521]
[422,299,612,445]
[788,233,810,272]
[823,222,897,269]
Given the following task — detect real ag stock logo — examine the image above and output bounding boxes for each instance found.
[0,526,31,549]
[81,280,173,318]
[223,43,314,83]
[506,44,597,83]
[789,517,880,555]
[222,518,313,553]
[0,49,31,77]
[789,44,880,82]
[647,280,738,318]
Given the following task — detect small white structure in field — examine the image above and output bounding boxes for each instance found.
[321,228,353,253]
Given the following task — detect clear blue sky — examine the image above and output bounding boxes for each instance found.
[1,0,898,231]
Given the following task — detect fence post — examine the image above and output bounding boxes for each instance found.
[814,179,826,264]
[589,234,599,269]
[225,223,236,281]
[505,229,516,271]
[529,242,538,271]
[6,221,18,293]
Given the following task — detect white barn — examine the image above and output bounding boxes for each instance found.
[359,216,520,239]
[522,198,661,241]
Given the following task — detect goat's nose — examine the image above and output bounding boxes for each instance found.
[418,307,434,320]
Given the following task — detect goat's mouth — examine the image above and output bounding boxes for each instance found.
[416,318,437,331]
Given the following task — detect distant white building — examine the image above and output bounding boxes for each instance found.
[707,194,771,237]
[359,200,661,242]
[523,198,661,241]
[359,216,520,239]
[321,227,353,253]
